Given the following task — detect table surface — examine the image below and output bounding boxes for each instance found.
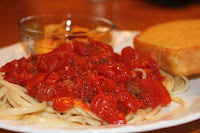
[0,0,200,133]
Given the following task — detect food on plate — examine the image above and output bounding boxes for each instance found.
[134,19,200,76]
[0,40,184,126]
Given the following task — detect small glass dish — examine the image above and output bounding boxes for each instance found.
[18,14,115,54]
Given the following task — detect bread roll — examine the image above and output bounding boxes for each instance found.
[134,19,200,76]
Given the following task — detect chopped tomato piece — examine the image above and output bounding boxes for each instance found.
[74,99,90,110]
[100,78,116,94]
[90,94,126,124]
[121,46,140,63]
[72,40,89,56]
[27,73,48,97]
[135,79,171,108]
[37,84,56,101]
[52,96,74,111]
[45,72,61,85]
[116,84,142,113]
[73,76,99,102]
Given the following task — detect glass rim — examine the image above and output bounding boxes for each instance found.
[18,14,116,36]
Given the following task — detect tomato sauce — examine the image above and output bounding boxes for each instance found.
[0,39,171,124]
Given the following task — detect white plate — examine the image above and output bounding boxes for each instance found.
[0,31,200,133]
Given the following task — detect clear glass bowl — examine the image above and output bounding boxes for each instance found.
[18,14,115,54]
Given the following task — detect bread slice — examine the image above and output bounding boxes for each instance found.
[134,19,200,76]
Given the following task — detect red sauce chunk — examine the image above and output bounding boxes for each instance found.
[0,39,171,124]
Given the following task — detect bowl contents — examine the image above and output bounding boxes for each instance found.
[18,14,115,54]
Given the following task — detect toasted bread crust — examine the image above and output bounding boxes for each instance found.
[134,33,200,76]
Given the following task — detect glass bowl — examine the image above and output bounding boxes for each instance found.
[18,14,115,54]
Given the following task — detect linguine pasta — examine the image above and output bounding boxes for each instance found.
[0,70,187,127]
[161,70,189,95]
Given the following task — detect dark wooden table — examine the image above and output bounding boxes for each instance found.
[0,0,200,133]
